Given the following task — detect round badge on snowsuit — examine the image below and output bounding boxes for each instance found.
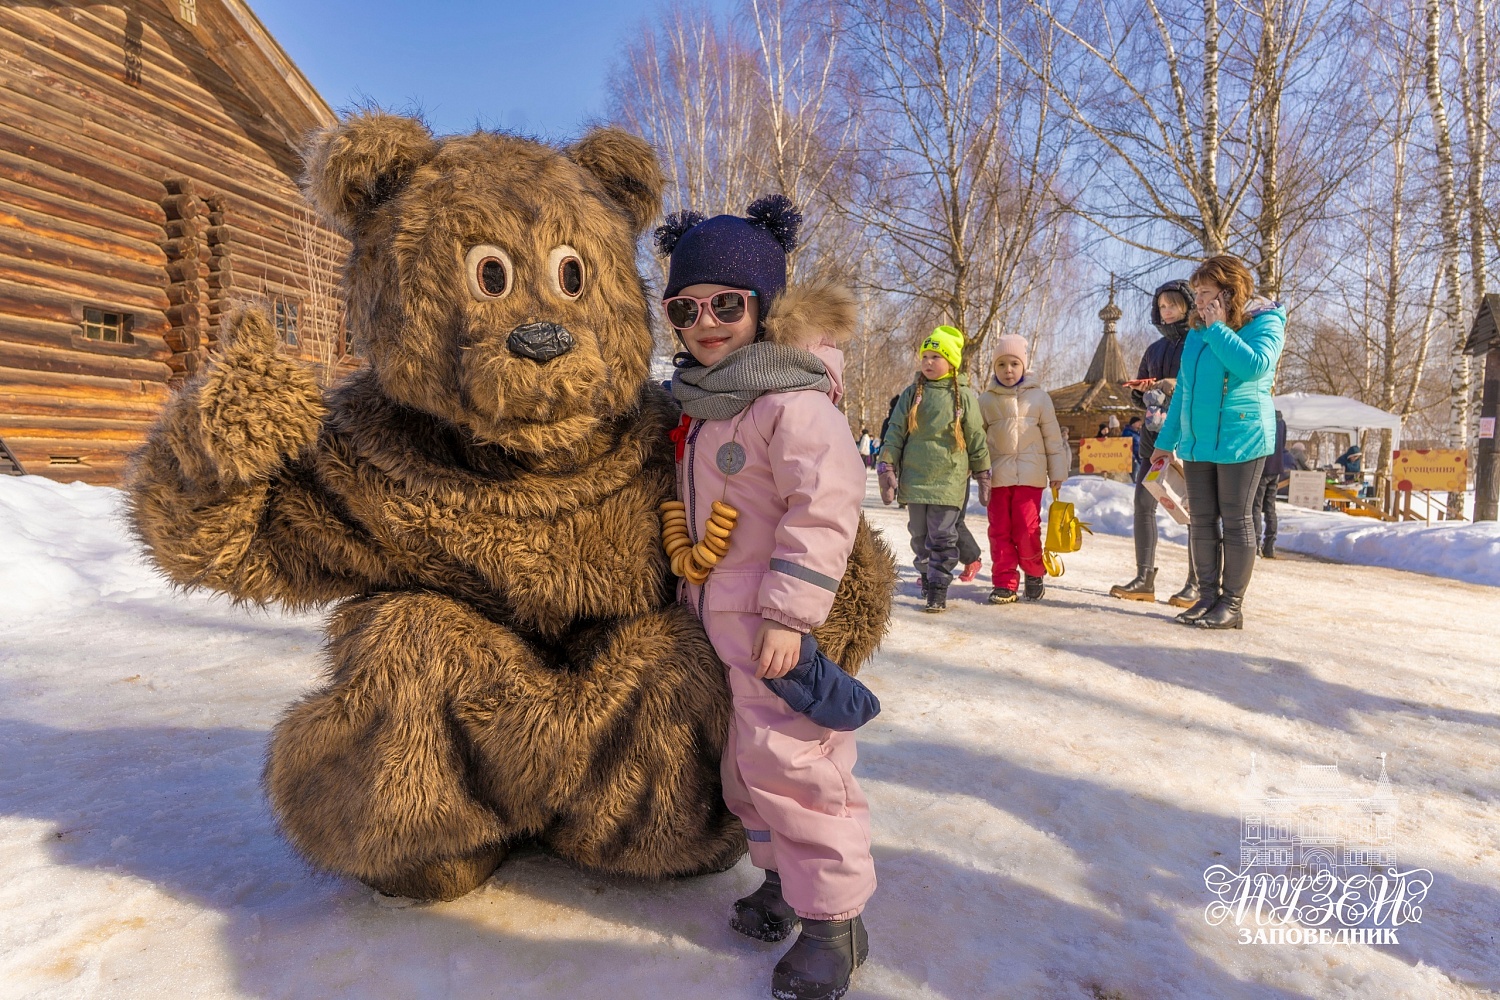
[716,442,747,475]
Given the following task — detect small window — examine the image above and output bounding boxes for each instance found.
[273,299,300,347]
[178,0,197,25]
[82,308,134,344]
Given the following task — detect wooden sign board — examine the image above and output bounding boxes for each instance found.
[1078,437,1134,474]
[1391,449,1468,492]
[1287,470,1325,510]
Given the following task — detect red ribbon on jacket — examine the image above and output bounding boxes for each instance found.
[669,413,693,462]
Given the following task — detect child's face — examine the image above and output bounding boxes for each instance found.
[675,283,759,367]
[995,355,1024,386]
[919,351,952,380]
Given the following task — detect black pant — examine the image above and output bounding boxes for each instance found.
[908,504,962,587]
[1184,457,1266,599]
[957,511,981,566]
[1251,472,1279,546]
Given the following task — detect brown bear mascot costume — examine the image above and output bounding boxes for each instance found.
[124,111,895,902]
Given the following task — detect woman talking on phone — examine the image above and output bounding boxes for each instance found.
[1149,255,1285,630]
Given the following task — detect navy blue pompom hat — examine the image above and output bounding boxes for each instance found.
[655,194,803,312]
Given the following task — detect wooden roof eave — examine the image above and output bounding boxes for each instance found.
[155,0,335,154]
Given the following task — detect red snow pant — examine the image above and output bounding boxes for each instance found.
[987,484,1045,591]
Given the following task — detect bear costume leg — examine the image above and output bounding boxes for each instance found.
[264,592,743,900]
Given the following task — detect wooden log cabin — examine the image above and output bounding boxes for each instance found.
[0,0,342,485]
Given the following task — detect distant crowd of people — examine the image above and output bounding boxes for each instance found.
[874,254,1287,631]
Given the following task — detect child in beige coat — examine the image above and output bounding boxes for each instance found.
[977,334,1070,602]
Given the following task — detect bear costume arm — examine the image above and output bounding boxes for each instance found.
[125,310,384,607]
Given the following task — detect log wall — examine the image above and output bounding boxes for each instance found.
[0,1,340,485]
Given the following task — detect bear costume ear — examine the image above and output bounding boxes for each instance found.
[302,110,438,235]
[566,128,665,238]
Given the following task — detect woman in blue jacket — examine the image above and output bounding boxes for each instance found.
[1150,256,1286,630]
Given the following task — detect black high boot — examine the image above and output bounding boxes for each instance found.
[732,870,800,942]
[1199,539,1253,630]
[1176,532,1220,624]
[1197,595,1244,629]
[1109,567,1157,601]
[772,916,869,1000]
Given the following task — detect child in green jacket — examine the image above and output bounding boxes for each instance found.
[877,326,991,612]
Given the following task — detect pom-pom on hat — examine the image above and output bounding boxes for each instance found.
[920,325,965,371]
[991,333,1029,372]
[655,195,802,307]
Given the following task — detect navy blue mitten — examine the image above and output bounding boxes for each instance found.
[763,633,881,731]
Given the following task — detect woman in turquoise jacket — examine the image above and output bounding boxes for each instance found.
[1150,255,1285,630]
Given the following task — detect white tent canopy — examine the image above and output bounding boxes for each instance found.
[1273,393,1403,445]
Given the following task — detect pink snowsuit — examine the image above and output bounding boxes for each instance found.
[677,341,875,922]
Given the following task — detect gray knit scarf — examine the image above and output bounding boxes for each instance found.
[671,342,831,420]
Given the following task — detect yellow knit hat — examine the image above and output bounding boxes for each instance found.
[920,325,964,371]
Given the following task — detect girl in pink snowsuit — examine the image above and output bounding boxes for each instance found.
[656,197,874,1000]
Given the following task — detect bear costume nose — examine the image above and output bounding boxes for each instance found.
[507,322,575,362]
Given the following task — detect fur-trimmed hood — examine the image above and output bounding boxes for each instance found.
[762,280,857,350]
[761,280,856,403]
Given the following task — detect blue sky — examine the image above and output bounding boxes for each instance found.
[249,0,699,139]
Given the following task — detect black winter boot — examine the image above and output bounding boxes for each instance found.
[1261,540,1276,559]
[772,916,869,1000]
[1177,532,1221,623]
[1167,581,1200,609]
[1023,575,1045,600]
[1198,539,1253,629]
[919,576,929,600]
[924,584,948,613]
[1109,567,1157,602]
[988,587,1018,604]
[1197,595,1244,629]
[732,870,800,942]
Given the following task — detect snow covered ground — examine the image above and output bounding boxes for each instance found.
[2,472,1498,1000]
[1058,477,1500,589]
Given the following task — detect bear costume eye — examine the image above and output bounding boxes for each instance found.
[547,245,585,299]
[464,244,513,300]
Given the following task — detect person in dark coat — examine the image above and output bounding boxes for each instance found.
[1252,411,1287,558]
[1109,279,1200,607]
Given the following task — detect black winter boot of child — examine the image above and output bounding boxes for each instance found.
[988,587,1018,604]
[924,584,948,613]
[772,916,868,1000]
[732,870,800,942]
[1023,575,1045,600]
[919,576,930,601]
[1109,567,1157,601]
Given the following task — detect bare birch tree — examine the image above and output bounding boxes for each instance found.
[837,0,1067,365]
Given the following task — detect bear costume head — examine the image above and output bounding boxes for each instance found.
[303,111,664,455]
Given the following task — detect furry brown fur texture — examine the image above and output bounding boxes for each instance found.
[125,111,892,902]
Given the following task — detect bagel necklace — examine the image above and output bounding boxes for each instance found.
[662,415,745,585]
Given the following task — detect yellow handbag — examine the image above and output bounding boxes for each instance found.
[1043,487,1092,577]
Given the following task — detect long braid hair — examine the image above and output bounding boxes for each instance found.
[905,372,967,451]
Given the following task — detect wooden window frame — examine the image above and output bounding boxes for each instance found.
[80,307,135,345]
[272,297,301,349]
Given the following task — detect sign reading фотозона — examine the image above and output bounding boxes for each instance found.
[1391,449,1469,493]
[1078,437,1134,474]
[1288,470,1325,510]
